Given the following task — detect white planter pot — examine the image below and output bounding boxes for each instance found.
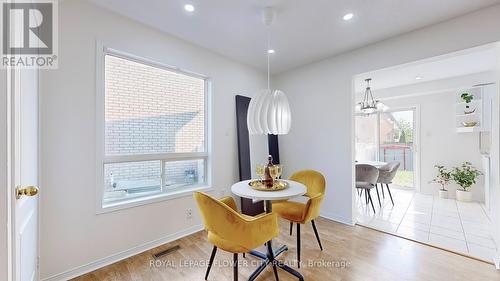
[456,189,472,202]
[438,190,448,199]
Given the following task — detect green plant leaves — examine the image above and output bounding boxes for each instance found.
[460,93,474,103]
[450,162,482,191]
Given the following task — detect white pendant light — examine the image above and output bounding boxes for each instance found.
[247,7,291,135]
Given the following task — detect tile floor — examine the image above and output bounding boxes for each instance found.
[356,186,498,262]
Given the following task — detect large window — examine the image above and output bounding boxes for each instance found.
[98,49,210,210]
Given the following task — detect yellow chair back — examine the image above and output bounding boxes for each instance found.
[194,192,240,238]
[289,170,326,223]
[289,170,326,198]
[193,191,279,253]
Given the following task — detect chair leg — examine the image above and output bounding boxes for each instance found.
[311,220,323,251]
[374,185,381,207]
[297,223,301,268]
[233,253,238,281]
[243,253,245,258]
[386,184,394,205]
[266,242,280,281]
[380,183,385,198]
[364,189,369,204]
[367,190,376,213]
[205,246,217,280]
[289,221,293,236]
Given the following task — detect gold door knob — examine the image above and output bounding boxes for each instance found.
[16,186,39,199]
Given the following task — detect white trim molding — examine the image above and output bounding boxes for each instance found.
[97,185,213,214]
[0,65,10,281]
[320,211,355,226]
[495,255,499,270]
[41,225,204,281]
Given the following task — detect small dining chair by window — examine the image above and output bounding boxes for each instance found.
[377,161,400,206]
[272,170,326,268]
[194,192,280,281]
[355,164,379,213]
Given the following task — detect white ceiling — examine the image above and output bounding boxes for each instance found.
[87,0,500,74]
[354,44,500,93]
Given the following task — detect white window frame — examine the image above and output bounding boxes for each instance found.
[95,42,212,214]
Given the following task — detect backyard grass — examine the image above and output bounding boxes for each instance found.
[393,170,413,187]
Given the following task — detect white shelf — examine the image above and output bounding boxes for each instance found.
[456,99,481,105]
[456,112,477,118]
[455,86,493,133]
[456,126,482,133]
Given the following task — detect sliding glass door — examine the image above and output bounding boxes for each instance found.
[355,108,417,189]
[355,114,379,161]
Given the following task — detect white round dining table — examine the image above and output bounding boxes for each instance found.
[231,179,307,203]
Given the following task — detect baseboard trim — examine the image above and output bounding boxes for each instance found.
[320,212,355,226]
[41,224,204,281]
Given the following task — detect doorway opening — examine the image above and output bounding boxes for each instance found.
[352,42,500,263]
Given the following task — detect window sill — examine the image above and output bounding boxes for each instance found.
[96,185,213,214]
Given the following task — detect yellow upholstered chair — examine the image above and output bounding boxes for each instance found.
[194,192,279,281]
[272,170,326,268]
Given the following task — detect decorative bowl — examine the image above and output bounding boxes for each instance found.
[249,180,288,191]
[462,121,478,127]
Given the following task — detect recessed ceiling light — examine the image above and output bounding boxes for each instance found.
[415,76,422,80]
[267,49,275,54]
[343,13,354,21]
[184,4,195,12]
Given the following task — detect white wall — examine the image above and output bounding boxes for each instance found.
[39,1,266,279]
[383,90,485,201]
[274,5,500,225]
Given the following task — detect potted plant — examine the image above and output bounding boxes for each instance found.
[451,162,482,202]
[430,165,451,199]
[460,92,475,114]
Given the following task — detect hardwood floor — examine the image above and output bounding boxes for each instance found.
[73,218,500,281]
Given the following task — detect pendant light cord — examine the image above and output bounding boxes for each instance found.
[267,27,271,90]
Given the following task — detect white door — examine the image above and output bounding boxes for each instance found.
[10,67,40,281]
[6,3,41,280]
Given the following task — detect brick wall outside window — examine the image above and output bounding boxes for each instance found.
[103,55,206,190]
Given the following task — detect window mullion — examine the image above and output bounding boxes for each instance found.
[104,152,208,164]
[160,160,165,193]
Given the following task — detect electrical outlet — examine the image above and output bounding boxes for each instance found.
[186,208,193,219]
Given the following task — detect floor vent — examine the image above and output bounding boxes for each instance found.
[152,245,180,259]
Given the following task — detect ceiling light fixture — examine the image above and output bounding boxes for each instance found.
[355,78,387,115]
[184,4,195,12]
[247,7,291,135]
[415,76,422,80]
[343,13,354,21]
[267,49,275,54]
